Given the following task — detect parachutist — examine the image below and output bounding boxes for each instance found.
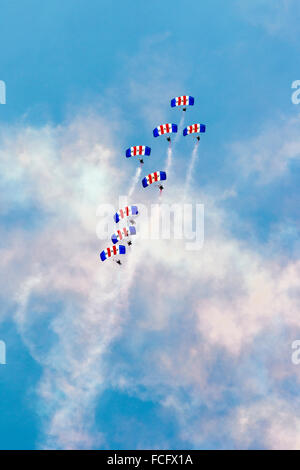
[114,205,139,224]
[111,225,136,245]
[183,124,206,138]
[139,158,144,164]
[115,259,122,266]
[129,219,135,225]
[127,240,132,246]
[100,244,126,262]
[153,124,177,139]
[167,137,171,142]
[126,146,151,160]
[159,185,164,192]
[171,96,194,109]
[142,171,167,189]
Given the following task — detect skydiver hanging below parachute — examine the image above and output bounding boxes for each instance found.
[126,145,151,165]
[158,184,164,195]
[114,205,139,224]
[183,123,206,141]
[142,171,167,193]
[100,244,126,263]
[153,183,164,195]
[171,95,194,112]
[111,225,136,245]
[153,123,177,142]
[170,96,194,142]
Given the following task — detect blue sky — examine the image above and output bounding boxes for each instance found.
[0,0,300,450]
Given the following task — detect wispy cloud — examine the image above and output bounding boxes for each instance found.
[231,114,300,182]
[236,0,300,40]
[1,95,300,449]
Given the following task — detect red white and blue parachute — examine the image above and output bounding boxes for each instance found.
[153,123,177,137]
[114,205,138,224]
[111,226,136,244]
[100,244,126,261]
[142,171,167,188]
[183,123,206,136]
[125,146,151,158]
[171,96,194,108]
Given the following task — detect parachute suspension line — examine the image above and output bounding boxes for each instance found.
[184,141,199,199]
[128,166,142,199]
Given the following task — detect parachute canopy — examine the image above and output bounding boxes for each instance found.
[114,205,138,224]
[153,123,177,137]
[142,171,167,188]
[100,244,126,261]
[126,146,151,158]
[171,96,194,108]
[183,124,206,136]
[111,226,136,245]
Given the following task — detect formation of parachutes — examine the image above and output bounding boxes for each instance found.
[100,95,206,264]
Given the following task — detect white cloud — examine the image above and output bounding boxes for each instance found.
[231,114,300,182]
[0,113,135,449]
[231,398,300,449]
[236,0,300,40]
[1,104,300,449]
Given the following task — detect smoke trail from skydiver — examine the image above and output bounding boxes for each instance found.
[165,143,172,173]
[175,113,185,144]
[184,141,199,199]
[127,166,142,198]
[164,113,185,173]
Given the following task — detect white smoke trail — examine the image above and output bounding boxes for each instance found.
[127,166,142,199]
[184,141,199,199]
[165,113,185,173]
[165,144,172,173]
[175,113,185,144]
